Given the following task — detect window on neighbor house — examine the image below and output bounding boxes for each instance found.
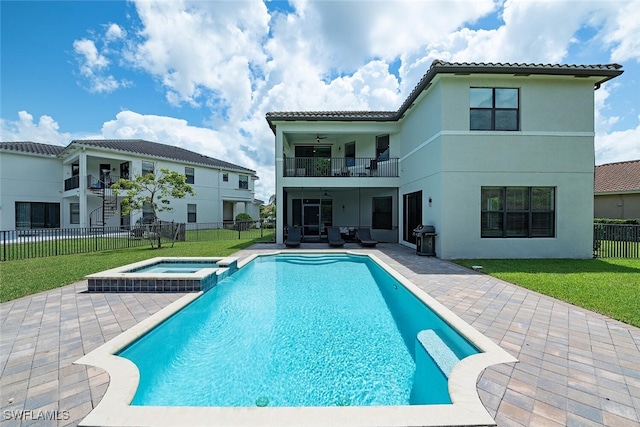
[376,135,390,160]
[185,167,195,184]
[142,203,155,224]
[15,202,60,229]
[142,161,155,177]
[223,173,229,182]
[470,88,519,131]
[239,175,249,189]
[70,203,80,224]
[187,204,197,223]
[481,187,555,238]
[344,141,356,167]
[71,163,79,176]
[372,196,392,230]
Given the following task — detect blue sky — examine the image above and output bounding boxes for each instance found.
[1,0,639,202]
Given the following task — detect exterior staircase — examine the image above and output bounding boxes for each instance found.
[89,177,119,230]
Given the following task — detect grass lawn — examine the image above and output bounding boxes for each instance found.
[453,258,640,328]
[0,239,266,303]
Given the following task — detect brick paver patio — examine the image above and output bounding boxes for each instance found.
[1,243,639,426]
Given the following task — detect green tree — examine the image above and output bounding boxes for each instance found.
[111,167,195,248]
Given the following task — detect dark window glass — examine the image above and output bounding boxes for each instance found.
[15,202,60,229]
[187,204,197,223]
[345,142,355,167]
[223,173,228,182]
[70,203,80,224]
[142,161,154,176]
[372,196,393,230]
[185,167,195,184]
[470,110,493,130]
[481,187,554,238]
[239,175,249,189]
[470,88,519,131]
[142,203,154,224]
[470,88,493,108]
[376,135,389,160]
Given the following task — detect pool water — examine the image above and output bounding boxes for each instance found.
[119,254,478,407]
[128,261,219,274]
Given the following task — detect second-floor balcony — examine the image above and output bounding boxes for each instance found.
[64,174,122,192]
[284,157,399,178]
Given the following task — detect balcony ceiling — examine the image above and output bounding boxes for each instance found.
[285,133,338,145]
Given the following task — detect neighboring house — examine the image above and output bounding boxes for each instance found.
[267,60,623,258]
[0,139,259,230]
[594,159,640,219]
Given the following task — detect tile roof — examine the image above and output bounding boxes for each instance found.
[266,60,624,131]
[265,111,397,121]
[69,139,256,174]
[595,159,640,193]
[0,141,65,156]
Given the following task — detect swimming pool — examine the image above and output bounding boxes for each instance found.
[119,254,477,407]
[76,250,517,426]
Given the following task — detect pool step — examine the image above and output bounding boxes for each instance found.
[409,329,461,405]
[416,329,460,377]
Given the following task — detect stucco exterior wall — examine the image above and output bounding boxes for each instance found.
[0,152,63,230]
[396,74,596,258]
[1,145,257,230]
[594,193,640,219]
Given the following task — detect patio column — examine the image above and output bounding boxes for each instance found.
[79,150,88,228]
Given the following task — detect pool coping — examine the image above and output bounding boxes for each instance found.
[75,250,518,426]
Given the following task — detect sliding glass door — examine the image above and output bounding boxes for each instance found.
[403,191,422,244]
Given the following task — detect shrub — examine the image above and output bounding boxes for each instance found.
[594,218,639,225]
[235,213,253,222]
[235,213,253,231]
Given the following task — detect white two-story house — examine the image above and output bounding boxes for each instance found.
[0,139,260,230]
[266,60,623,258]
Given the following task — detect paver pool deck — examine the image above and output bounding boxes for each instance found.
[1,243,639,426]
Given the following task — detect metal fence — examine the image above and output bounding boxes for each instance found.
[1,220,275,262]
[593,223,640,258]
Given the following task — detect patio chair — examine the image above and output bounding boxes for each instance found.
[327,227,345,247]
[356,227,378,247]
[284,226,301,247]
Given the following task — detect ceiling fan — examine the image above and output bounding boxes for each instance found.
[315,134,327,143]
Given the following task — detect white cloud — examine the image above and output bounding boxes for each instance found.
[105,23,126,41]
[73,27,130,93]
[0,111,72,145]
[5,0,640,202]
[73,38,109,71]
[602,0,640,63]
[101,111,276,202]
[595,116,640,164]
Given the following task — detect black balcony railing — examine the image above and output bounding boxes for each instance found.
[284,157,399,177]
[64,175,80,191]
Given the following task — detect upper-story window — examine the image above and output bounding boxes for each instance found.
[470,88,519,131]
[142,161,154,176]
[185,167,195,184]
[223,173,229,182]
[71,163,79,176]
[239,175,248,189]
[376,135,390,160]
